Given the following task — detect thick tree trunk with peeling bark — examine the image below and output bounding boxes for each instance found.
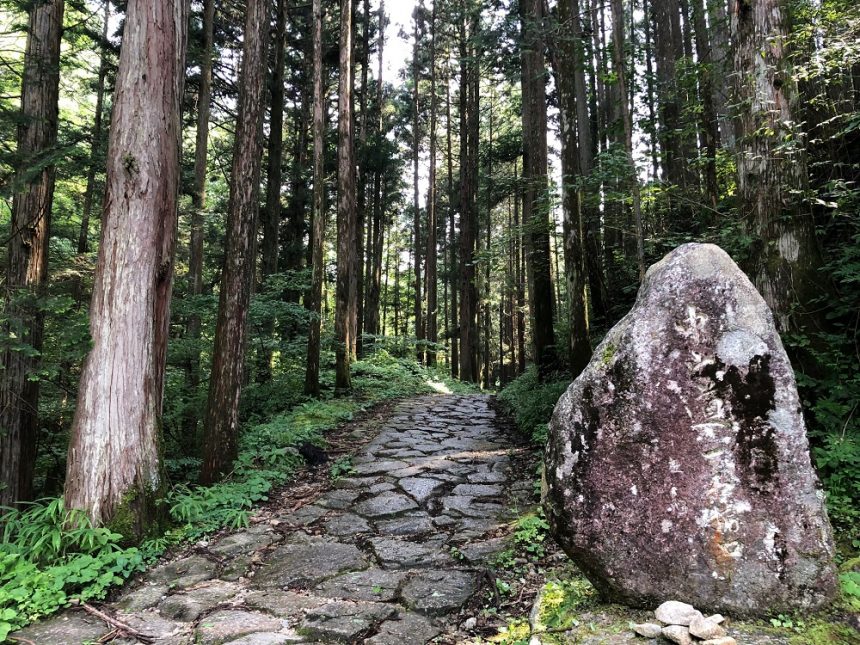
[305,0,326,397]
[200,0,268,484]
[732,0,824,333]
[335,0,357,392]
[64,0,186,533]
[521,0,558,379]
[0,0,64,508]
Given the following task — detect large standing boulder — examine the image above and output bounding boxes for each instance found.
[544,243,837,616]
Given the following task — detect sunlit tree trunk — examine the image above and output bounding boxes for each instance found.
[305,0,326,397]
[200,0,268,483]
[64,0,186,533]
[364,0,386,342]
[691,0,720,207]
[0,0,65,507]
[610,0,646,279]
[732,0,824,333]
[550,0,592,377]
[446,49,459,378]
[521,0,558,379]
[412,11,424,364]
[426,2,438,366]
[335,0,357,391]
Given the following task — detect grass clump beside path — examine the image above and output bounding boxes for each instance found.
[0,352,473,640]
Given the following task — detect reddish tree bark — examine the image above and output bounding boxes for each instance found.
[0,0,65,507]
[200,0,269,484]
[521,0,558,379]
[64,0,186,534]
[305,0,326,397]
[335,0,358,392]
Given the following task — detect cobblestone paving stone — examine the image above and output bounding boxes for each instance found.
[14,395,527,645]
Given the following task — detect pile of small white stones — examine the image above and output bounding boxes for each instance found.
[632,600,737,645]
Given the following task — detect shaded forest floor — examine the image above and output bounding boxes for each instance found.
[10,393,859,645]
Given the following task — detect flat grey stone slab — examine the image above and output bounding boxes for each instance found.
[459,537,508,564]
[251,537,368,588]
[451,483,503,497]
[244,590,330,618]
[223,633,303,644]
[374,514,435,536]
[315,568,408,602]
[300,601,396,641]
[209,527,277,557]
[11,612,106,645]
[158,581,241,621]
[398,476,445,504]
[400,569,478,615]
[318,488,362,510]
[323,512,371,536]
[279,504,328,526]
[366,612,443,645]
[354,492,418,518]
[115,611,190,642]
[116,582,169,612]
[196,610,284,645]
[352,460,408,475]
[370,537,453,569]
[146,554,217,589]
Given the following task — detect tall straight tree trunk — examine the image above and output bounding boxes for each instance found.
[446,50,459,378]
[458,0,478,383]
[521,0,558,379]
[483,87,493,387]
[550,0,592,376]
[710,0,732,147]
[610,0,646,279]
[355,0,371,355]
[282,23,312,303]
[64,0,186,532]
[305,0,326,397]
[183,0,215,448]
[514,161,526,376]
[78,0,110,255]
[0,0,65,507]
[200,0,268,484]
[412,11,424,363]
[425,2,438,366]
[363,0,386,342]
[691,0,720,207]
[732,0,824,333]
[573,0,609,324]
[643,0,661,179]
[258,0,287,382]
[335,0,357,391]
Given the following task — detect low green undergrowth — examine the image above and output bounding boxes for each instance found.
[497,366,569,446]
[0,352,472,639]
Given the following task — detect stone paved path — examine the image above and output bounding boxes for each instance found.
[15,395,534,645]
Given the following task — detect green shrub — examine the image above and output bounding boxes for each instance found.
[498,367,569,446]
[0,498,144,639]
